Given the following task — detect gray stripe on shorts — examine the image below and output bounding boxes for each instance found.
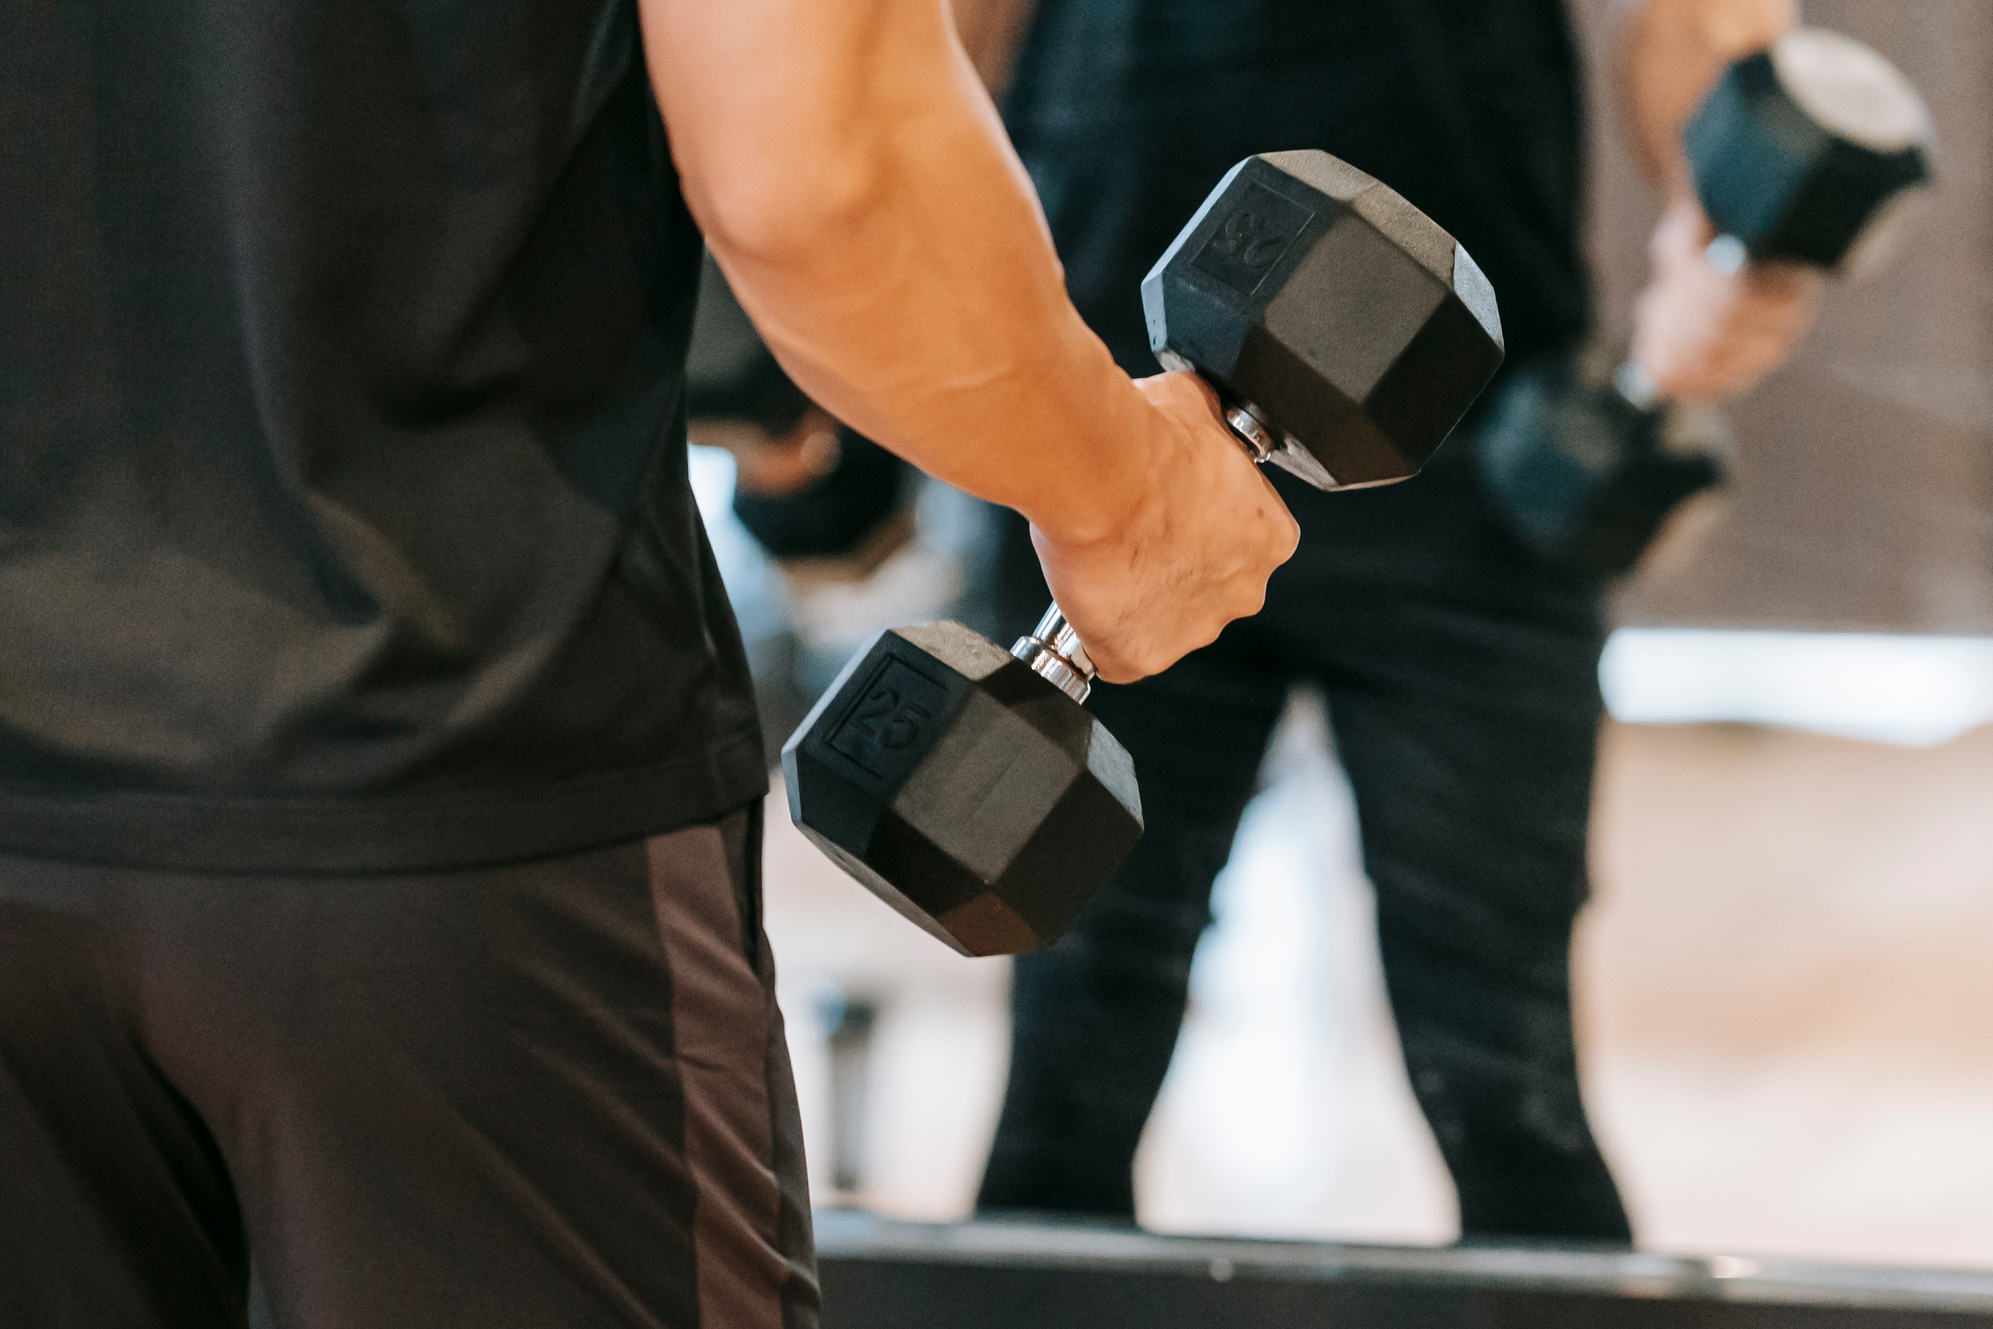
[647,809,819,1329]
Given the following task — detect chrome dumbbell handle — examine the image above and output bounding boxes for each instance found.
[1008,407,1280,703]
[1223,404,1280,463]
[1010,604,1096,703]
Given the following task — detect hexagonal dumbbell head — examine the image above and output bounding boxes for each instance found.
[1477,354,1729,580]
[1686,27,1934,275]
[782,622,1142,957]
[1141,150,1504,491]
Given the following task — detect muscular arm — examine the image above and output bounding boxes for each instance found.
[635,0,1294,679]
[705,0,1032,508]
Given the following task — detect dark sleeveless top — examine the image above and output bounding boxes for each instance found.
[0,0,764,871]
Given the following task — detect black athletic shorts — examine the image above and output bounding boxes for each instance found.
[0,807,817,1329]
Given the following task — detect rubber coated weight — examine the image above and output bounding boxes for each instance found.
[1687,29,1933,274]
[1142,151,1505,490]
[1479,358,1727,581]
[784,623,1141,957]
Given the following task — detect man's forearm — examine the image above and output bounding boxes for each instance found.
[1618,0,1799,198]
[639,0,1146,547]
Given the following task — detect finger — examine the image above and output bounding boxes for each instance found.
[1173,369,1224,417]
[1744,258,1823,298]
[1690,342,1788,398]
[1268,505,1301,564]
[1650,198,1717,270]
[1136,368,1223,418]
[1226,580,1268,623]
[1724,301,1817,349]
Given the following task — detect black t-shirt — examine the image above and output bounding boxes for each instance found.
[1005,0,1589,378]
[0,1,764,872]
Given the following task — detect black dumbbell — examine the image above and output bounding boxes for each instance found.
[1479,27,1935,582]
[783,151,1504,956]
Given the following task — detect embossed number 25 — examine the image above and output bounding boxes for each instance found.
[850,684,929,750]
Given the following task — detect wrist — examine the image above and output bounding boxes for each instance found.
[1006,330,1158,552]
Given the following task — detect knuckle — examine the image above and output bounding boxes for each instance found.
[1277,513,1301,558]
[1229,582,1266,621]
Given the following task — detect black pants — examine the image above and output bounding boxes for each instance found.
[0,808,818,1329]
[978,452,1631,1243]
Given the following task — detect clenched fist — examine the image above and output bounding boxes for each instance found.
[1629,198,1823,403]
[1029,372,1300,684]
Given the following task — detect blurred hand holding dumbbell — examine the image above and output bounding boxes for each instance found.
[1479,26,1935,582]
[1630,196,1823,404]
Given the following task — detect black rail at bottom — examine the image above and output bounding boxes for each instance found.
[815,1211,1993,1329]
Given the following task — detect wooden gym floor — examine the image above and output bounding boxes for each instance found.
[762,710,1993,1269]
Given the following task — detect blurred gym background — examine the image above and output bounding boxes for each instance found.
[693,0,1993,1268]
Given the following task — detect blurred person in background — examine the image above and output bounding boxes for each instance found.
[975,0,1819,1242]
[0,0,1296,1323]
[719,0,1821,1243]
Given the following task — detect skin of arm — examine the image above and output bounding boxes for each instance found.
[1618,0,1823,402]
[949,0,1040,96]
[636,0,1296,683]
[723,0,1037,501]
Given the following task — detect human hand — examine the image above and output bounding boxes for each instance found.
[1028,371,1299,684]
[725,406,844,497]
[1629,198,1823,403]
